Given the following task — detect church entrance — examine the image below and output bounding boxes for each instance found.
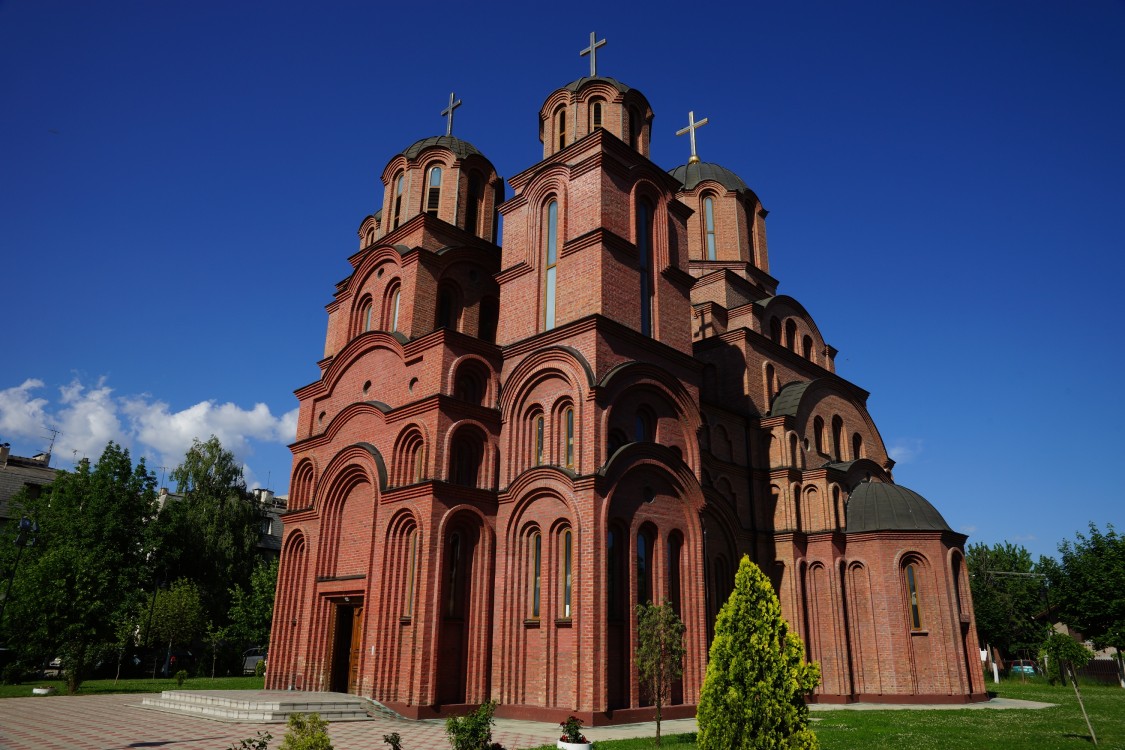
[437,524,477,705]
[329,603,364,694]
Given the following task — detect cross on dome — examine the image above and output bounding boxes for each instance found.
[580,32,607,78]
[676,110,710,164]
[441,92,463,137]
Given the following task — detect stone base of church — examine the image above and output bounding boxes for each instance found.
[807,691,990,705]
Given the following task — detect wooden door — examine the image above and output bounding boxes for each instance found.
[348,606,364,694]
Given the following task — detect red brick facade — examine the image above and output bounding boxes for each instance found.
[267,73,988,723]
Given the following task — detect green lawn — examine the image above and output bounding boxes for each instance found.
[524,679,1124,750]
[0,674,264,699]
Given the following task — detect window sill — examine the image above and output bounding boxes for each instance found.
[399,616,412,625]
[555,618,573,628]
[523,619,541,628]
[910,629,929,636]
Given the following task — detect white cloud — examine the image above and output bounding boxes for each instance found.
[887,437,924,464]
[0,379,49,442]
[0,377,294,481]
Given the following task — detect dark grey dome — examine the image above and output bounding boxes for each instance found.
[562,76,633,94]
[400,135,483,161]
[769,380,811,417]
[846,482,952,534]
[670,161,749,193]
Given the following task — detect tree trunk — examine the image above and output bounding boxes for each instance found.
[1068,662,1097,746]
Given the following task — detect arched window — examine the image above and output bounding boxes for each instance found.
[769,316,781,343]
[392,171,404,229]
[535,415,545,465]
[563,406,575,468]
[634,408,654,443]
[905,562,923,630]
[394,428,426,486]
[449,428,484,487]
[785,319,797,350]
[561,528,573,618]
[852,432,865,460]
[802,335,813,360]
[590,98,604,131]
[291,459,315,508]
[382,282,401,332]
[637,529,654,605]
[703,196,717,260]
[813,416,825,454]
[436,285,460,331]
[831,416,844,461]
[531,531,542,619]
[628,106,641,149]
[764,363,776,406]
[607,428,627,457]
[543,199,559,330]
[404,528,418,617]
[637,197,654,336]
[465,173,483,235]
[359,298,373,333]
[426,166,442,216]
[556,107,567,151]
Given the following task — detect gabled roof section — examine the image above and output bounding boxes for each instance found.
[769,380,811,416]
[400,135,482,161]
[845,481,953,534]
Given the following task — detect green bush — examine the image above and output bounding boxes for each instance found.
[383,732,403,750]
[255,659,267,678]
[445,700,497,750]
[175,669,188,687]
[227,731,273,750]
[697,555,820,750]
[1,663,25,685]
[279,712,332,750]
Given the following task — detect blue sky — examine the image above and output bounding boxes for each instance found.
[1,1,1122,560]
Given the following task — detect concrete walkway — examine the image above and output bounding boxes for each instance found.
[0,691,1054,750]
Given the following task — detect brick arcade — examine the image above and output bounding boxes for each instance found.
[267,41,988,724]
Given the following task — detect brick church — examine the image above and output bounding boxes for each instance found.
[267,36,988,722]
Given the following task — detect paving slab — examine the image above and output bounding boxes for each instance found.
[0,691,1054,750]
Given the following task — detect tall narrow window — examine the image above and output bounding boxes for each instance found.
[906,563,922,630]
[562,529,573,617]
[531,532,542,619]
[535,416,545,465]
[556,107,567,151]
[852,432,865,460]
[628,107,641,149]
[544,199,559,330]
[607,528,622,619]
[564,407,575,468]
[404,529,417,617]
[703,196,717,260]
[426,166,442,216]
[361,300,373,332]
[590,98,604,131]
[392,172,404,229]
[391,289,401,332]
[637,531,651,605]
[465,174,482,235]
[637,199,654,336]
[832,416,844,461]
[447,532,461,617]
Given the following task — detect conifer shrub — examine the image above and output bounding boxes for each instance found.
[697,555,820,750]
[278,712,332,750]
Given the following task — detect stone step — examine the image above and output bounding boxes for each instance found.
[139,690,372,723]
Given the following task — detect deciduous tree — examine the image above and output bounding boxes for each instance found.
[966,541,1049,660]
[2,442,157,693]
[697,555,820,750]
[634,600,685,745]
[1040,522,1125,687]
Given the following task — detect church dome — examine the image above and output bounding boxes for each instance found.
[845,481,953,534]
[562,75,634,95]
[399,135,483,161]
[670,161,749,193]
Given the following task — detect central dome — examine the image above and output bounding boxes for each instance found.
[670,161,749,193]
[399,135,482,161]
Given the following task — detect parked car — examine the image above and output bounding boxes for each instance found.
[1010,659,1037,675]
[242,647,266,676]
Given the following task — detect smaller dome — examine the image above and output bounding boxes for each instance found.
[670,161,749,193]
[846,482,953,534]
[400,135,483,161]
[562,76,633,94]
